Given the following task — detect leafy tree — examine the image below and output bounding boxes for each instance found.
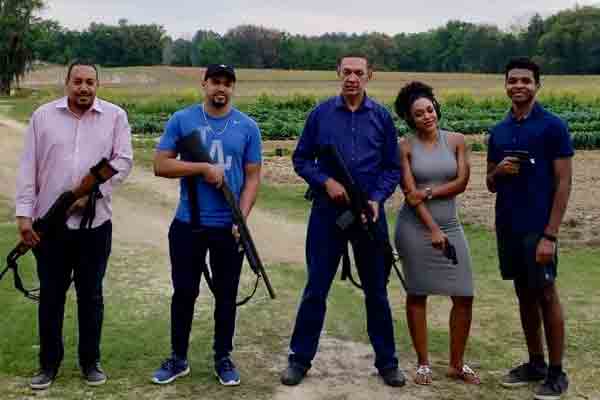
[0,0,43,95]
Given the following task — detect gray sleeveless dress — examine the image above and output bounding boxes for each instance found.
[394,130,474,296]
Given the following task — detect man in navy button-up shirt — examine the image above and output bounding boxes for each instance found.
[487,58,573,399]
[281,54,405,388]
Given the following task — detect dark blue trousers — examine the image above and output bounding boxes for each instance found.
[289,203,398,371]
[32,221,112,371]
[168,219,243,361]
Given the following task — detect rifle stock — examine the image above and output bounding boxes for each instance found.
[177,130,276,300]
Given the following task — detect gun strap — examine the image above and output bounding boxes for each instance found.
[185,176,217,297]
[185,175,262,306]
[80,184,101,229]
[1,252,40,302]
[339,230,407,292]
[340,241,363,290]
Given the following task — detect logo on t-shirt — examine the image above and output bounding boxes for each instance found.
[198,125,232,170]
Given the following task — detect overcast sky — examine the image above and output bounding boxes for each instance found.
[40,0,598,39]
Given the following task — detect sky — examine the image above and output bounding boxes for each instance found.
[40,0,599,39]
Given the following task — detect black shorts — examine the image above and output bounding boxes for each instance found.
[496,229,558,289]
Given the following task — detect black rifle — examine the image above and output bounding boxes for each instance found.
[1,159,117,301]
[176,130,276,305]
[319,144,406,291]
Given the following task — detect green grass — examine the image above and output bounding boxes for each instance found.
[1,185,599,399]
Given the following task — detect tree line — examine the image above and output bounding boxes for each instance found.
[33,6,600,75]
[2,2,600,95]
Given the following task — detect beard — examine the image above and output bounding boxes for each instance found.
[210,96,229,109]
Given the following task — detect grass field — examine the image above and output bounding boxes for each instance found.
[1,185,599,399]
[17,65,600,101]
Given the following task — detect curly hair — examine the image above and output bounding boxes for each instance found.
[394,81,441,129]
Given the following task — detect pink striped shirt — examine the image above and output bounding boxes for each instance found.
[15,96,133,229]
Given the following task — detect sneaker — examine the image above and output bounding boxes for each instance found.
[280,363,308,386]
[30,369,57,390]
[501,362,547,387]
[82,362,107,386]
[379,367,407,387]
[534,372,569,400]
[215,357,240,386]
[151,356,190,385]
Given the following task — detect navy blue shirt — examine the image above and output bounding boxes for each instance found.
[292,95,401,203]
[487,103,574,233]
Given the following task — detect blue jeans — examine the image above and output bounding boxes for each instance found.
[288,203,398,371]
[168,219,243,361]
[33,221,112,370]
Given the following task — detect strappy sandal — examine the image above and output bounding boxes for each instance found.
[414,364,433,385]
[447,364,481,385]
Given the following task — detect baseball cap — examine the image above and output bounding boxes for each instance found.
[204,64,236,82]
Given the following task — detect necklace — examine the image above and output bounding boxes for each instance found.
[201,105,231,135]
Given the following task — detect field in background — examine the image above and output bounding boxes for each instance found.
[8,66,600,149]
[18,65,600,100]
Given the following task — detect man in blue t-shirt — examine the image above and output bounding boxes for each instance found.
[487,58,573,400]
[151,64,262,387]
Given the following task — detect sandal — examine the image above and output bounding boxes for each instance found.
[414,364,433,385]
[447,364,481,385]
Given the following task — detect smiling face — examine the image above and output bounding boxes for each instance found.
[505,68,539,106]
[337,57,371,98]
[66,65,98,113]
[202,75,235,109]
[410,97,438,133]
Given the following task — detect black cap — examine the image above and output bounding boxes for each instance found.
[204,64,236,82]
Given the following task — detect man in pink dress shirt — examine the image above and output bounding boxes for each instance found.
[14,61,133,390]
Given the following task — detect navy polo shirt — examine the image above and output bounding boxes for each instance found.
[292,95,401,203]
[487,103,574,234]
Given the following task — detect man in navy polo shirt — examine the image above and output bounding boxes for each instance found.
[280,54,405,387]
[151,64,262,386]
[487,58,573,400]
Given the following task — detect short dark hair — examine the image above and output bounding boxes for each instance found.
[336,53,372,70]
[394,81,442,129]
[504,57,540,84]
[66,60,99,82]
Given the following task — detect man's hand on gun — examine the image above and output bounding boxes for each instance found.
[17,217,40,248]
[66,195,89,216]
[325,178,350,205]
[496,156,521,176]
[204,164,225,188]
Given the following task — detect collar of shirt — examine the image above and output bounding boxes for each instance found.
[507,102,541,124]
[334,94,374,111]
[55,96,104,116]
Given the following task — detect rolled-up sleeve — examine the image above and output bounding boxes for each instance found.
[15,114,39,218]
[292,108,329,187]
[99,110,133,197]
[370,112,401,203]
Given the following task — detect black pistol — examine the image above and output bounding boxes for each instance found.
[504,149,534,166]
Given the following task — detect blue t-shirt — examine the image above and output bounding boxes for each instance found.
[157,104,262,227]
[487,103,574,234]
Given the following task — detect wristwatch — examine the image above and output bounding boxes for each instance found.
[542,233,557,242]
[425,187,433,200]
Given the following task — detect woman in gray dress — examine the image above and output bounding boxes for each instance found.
[393,82,479,385]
